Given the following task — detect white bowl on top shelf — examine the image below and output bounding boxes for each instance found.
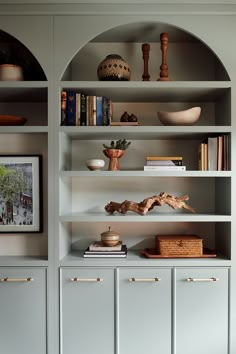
[86,159,105,171]
[157,107,201,126]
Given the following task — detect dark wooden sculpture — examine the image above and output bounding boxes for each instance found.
[158,32,170,81]
[105,192,195,215]
[142,43,150,81]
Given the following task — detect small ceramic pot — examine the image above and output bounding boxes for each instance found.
[97,54,131,81]
[86,159,105,171]
[0,64,23,81]
[103,149,125,171]
[101,227,120,246]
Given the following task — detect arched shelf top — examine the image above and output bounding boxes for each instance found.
[0,29,47,81]
[61,21,230,82]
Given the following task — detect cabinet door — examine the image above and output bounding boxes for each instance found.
[0,267,47,354]
[175,268,229,354]
[60,267,114,354]
[118,268,172,354]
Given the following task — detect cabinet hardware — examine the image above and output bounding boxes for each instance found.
[71,277,103,282]
[0,277,34,282]
[186,277,219,282]
[129,277,161,282]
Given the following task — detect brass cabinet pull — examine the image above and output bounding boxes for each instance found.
[129,277,161,282]
[0,277,34,282]
[71,277,103,282]
[186,277,219,282]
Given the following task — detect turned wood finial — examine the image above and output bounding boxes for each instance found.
[158,32,170,81]
[142,43,150,81]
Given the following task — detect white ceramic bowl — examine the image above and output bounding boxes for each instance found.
[86,159,105,171]
[157,107,201,126]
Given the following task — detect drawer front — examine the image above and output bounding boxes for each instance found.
[0,267,47,354]
[175,268,229,354]
[118,268,172,354]
[60,267,114,354]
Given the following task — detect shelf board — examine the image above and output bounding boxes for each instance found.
[60,170,232,178]
[0,255,48,267]
[60,250,231,267]
[60,126,231,140]
[60,81,231,102]
[60,212,231,223]
[0,82,48,102]
[0,126,49,134]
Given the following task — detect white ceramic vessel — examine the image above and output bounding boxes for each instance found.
[86,159,105,171]
[158,106,201,126]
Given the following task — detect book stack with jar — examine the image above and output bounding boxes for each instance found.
[83,227,127,258]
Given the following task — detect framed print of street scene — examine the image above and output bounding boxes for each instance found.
[0,156,41,232]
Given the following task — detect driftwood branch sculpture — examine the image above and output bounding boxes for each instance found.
[105,192,196,215]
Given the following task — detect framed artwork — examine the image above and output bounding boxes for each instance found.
[0,155,41,232]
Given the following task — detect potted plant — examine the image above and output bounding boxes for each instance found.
[103,139,131,171]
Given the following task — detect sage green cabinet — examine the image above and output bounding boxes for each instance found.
[0,267,47,354]
[118,268,172,354]
[175,268,229,354]
[60,267,114,354]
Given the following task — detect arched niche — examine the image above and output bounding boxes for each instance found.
[61,21,230,82]
[0,29,47,81]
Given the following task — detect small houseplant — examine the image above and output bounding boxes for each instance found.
[103,139,131,171]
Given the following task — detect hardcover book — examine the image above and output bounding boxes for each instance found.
[66,91,76,126]
[80,93,87,126]
[144,165,186,171]
[61,91,67,126]
[96,96,103,126]
[89,241,123,251]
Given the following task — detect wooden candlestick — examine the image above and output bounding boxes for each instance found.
[142,43,150,81]
[158,32,170,81]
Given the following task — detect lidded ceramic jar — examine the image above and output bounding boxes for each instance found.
[101,226,120,246]
[97,54,131,81]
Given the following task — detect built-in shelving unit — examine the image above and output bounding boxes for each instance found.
[57,21,232,269]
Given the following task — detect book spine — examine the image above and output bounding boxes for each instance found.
[198,143,205,171]
[144,165,186,171]
[217,135,223,171]
[146,156,183,161]
[80,93,87,126]
[75,92,81,126]
[208,137,218,171]
[66,91,76,126]
[61,91,67,126]
[102,97,110,126]
[96,96,103,126]
[204,143,208,171]
[146,160,182,166]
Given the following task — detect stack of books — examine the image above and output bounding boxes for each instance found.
[144,156,186,171]
[61,91,112,126]
[198,135,229,171]
[83,241,127,258]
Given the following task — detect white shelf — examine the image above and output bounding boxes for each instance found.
[60,250,231,267]
[60,212,231,223]
[60,170,232,178]
[60,126,231,140]
[60,81,231,102]
[0,126,49,133]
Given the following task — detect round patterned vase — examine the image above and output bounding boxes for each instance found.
[97,54,131,81]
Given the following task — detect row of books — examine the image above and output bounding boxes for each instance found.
[83,241,127,258]
[198,135,229,171]
[61,91,112,126]
[144,156,186,171]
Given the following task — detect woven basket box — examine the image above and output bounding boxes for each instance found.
[156,235,203,256]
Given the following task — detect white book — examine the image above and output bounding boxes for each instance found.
[146,160,182,166]
[144,165,186,171]
[208,137,218,171]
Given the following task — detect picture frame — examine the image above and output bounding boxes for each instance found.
[0,155,41,233]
